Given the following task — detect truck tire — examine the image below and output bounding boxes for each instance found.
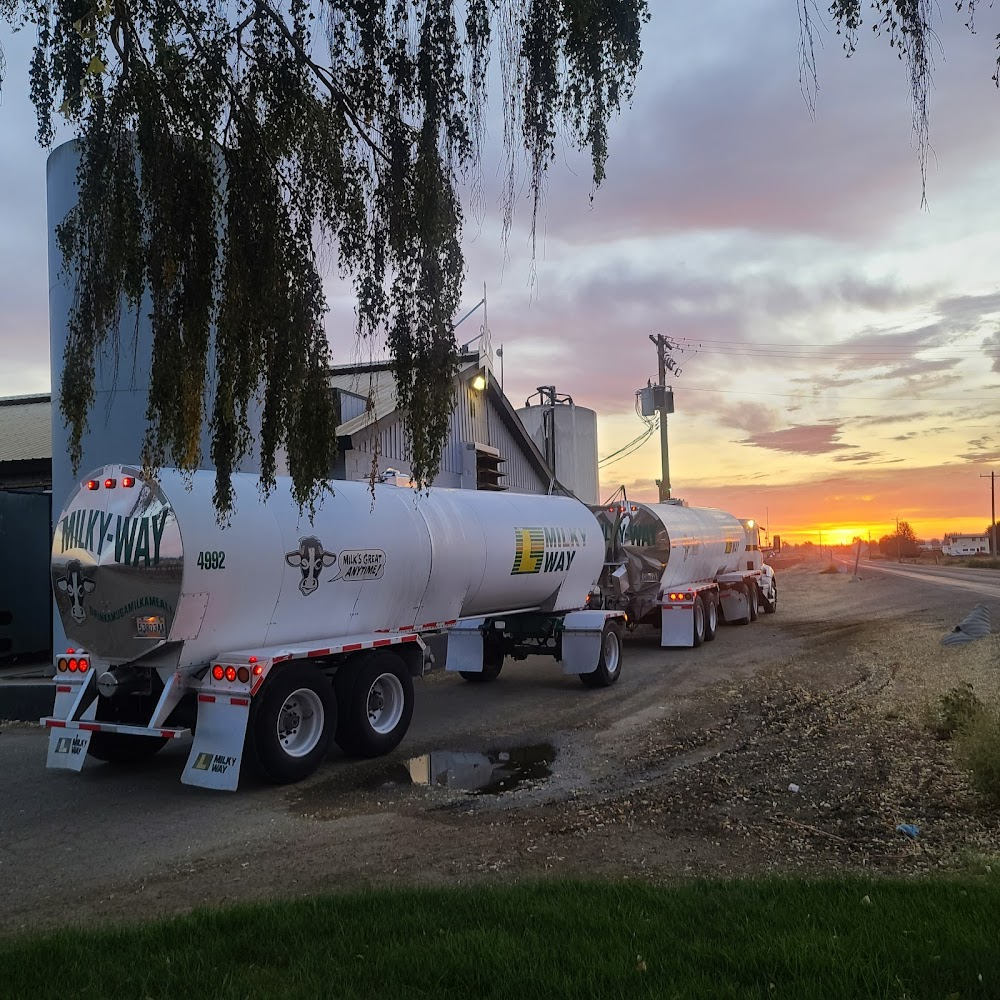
[580,620,623,688]
[692,596,706,647]
[704,595,718,642]
[459,638,504,683]
[87,731,169,763]
[762,580,778,614]
[246,663,336,784]
[748,585,760,622]
[335,651,414,757]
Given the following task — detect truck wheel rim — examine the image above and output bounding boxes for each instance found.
[277,688,324,758]
[367,672,404,734]
[707,600,717,630]
[603,631,621,675]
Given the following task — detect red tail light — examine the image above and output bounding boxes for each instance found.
[252,664,264,677]
[68,658,78,672]
[212,665,225,681]
[121,476,135,487]
[225,666,237,682]
[86,480,99,491]
[78,658,89,672]
[104,478,116,489]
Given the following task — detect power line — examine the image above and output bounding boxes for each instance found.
[672,336,998,357]
[675,384,999,402]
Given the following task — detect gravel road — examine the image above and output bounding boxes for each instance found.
[1,559,997,935]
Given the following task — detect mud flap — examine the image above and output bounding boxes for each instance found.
[181,696,250,791]
[445,618,486,673]
[46,728,92,771]
[560,611,615,673]
[660,604,695,647]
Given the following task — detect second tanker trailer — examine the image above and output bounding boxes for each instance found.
[592,498,778,647]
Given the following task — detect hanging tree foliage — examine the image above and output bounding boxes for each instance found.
[799,1,1000,199]
[0,0,648,513]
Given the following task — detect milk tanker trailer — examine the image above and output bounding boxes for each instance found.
[45,465,624,790]
[591,499,778,647]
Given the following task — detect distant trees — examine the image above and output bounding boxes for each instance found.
[877,521,920,559]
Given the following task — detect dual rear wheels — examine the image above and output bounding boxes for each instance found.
[692,595,719,647]
[246,652,414,784]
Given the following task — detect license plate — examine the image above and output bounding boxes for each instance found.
[135,615,166,639]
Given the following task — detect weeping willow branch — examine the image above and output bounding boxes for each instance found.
[2,0,648,515]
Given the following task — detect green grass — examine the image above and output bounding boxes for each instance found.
[2,878,999,999]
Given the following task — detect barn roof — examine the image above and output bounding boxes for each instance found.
[0,394,51,463]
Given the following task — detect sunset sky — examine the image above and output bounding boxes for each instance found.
[2,1,999,545]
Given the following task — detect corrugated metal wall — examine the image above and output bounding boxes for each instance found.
[344,384,548,494]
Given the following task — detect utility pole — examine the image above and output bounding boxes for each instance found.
[981,470,997,556]
[895,516,901,563]
[648,334,678,502]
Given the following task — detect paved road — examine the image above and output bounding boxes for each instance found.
[840,558,1000,602]
[0,563,993,931]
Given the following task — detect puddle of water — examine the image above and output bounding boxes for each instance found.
[384,743,555,795]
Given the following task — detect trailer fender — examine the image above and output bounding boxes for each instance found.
[559,611,624,674]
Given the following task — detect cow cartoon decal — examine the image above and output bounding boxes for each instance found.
[285,536,337,595]
[55,560,96,624]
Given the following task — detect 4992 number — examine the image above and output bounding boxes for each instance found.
[197,550,226,570]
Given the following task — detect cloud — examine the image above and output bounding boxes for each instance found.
[715,401,782,434]
[982,329,1000,375]
[740,423,854,455]
[832,451,884,464]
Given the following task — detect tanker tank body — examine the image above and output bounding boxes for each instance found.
[594,499,777,649]
[45,465,625,790]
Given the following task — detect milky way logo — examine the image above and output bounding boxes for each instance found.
[55,559,96,624]
[285,536,337,596]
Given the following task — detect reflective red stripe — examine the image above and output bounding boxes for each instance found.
[198,694,216,703]
[373,639,392,647]
[46,720,66,728]
[250,677,265,697]
[56,685,72,693]
[308,648,330,658]
[231,697,249,707]
[161,731,175,739]
[342,643,363,651]
[79,723,100,731]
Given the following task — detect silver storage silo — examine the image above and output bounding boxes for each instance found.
[517,388,599,504]
[46,140,274,655]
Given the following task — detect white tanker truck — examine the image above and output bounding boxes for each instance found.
[591,499,777,646]
[43,467,776,790]
[45,465,625,789]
